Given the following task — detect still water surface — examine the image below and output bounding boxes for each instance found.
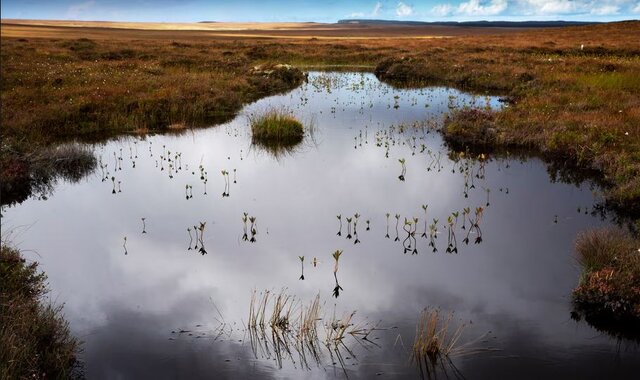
[3,72,638,379]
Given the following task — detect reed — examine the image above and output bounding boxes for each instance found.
[412,308,466,361]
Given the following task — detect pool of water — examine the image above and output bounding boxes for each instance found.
[3,72,638,379]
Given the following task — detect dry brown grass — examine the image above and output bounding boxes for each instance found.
[572,228,640,321]
[0,245,80,379]
[1,21,639,211]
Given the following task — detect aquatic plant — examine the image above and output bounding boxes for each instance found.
[332,250,343,273]
[421,205,428,238]
[298,256,305,280]
[221,170,230,197]
[249,216,257,243]
[446,213,458,254]
[402,218,418,254]
[410,306,494,378]
[398,158,406,181]
[247,290,379,370]
[353,214,360,244]
[242,212,249,241]
[197,222,207,255]
[429,219,439,252]
[385,213,390,239]
[250,108,304,145]
[461,207,470,230]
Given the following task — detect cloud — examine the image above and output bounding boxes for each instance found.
[457,0,508,16]
[590,5,620,15]
[66,0,96,19]
[396,2,414,17]
[516,0,638,16]
[430,0,638,18]
[350,2,383,18]
[432,4,454,16]
[373,2,383,16]
[520,0,577,14]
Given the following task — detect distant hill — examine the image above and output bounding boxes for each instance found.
[337,19,601,28]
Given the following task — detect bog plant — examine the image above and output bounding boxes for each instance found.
[250,109,304,144]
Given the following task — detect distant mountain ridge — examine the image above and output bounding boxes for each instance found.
[337,19,601,28]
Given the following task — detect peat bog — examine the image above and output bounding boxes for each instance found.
[3,72,639,378]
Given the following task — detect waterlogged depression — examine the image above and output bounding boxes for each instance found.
[3,72,638,379]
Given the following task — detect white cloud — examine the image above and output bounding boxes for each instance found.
[590,5,620,15]
[521,0,577,14]
[373,2,383,16]
[66,1,96,19]
[350,2,383,18]
[432,4,454,16]
[396,2,414,17]
[457,0,508,16]
[514,0,640,16]
[429,0,639,18]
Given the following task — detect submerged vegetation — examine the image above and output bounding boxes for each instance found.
[572,228,640,327]
[0,245,80,379]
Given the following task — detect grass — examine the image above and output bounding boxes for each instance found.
[0,245,80,379]
[247,289,381,370]
[1,143,96,205]
[412,308,466,361]
[572,228,640,322]
[2,22,639,212]
[442,108,498,149]
[249,108,305,144]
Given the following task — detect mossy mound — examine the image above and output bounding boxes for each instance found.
[571,228,640,334]
[442,108,498,148]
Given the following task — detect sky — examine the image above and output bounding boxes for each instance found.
[2,1,639,22]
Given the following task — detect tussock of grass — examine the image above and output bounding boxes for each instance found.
[442,108,498,148]
[0,245,80,379]
[412,308,466,361]
[247,290,381,369]
[572,228,640,321]
[250,109,304,145]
